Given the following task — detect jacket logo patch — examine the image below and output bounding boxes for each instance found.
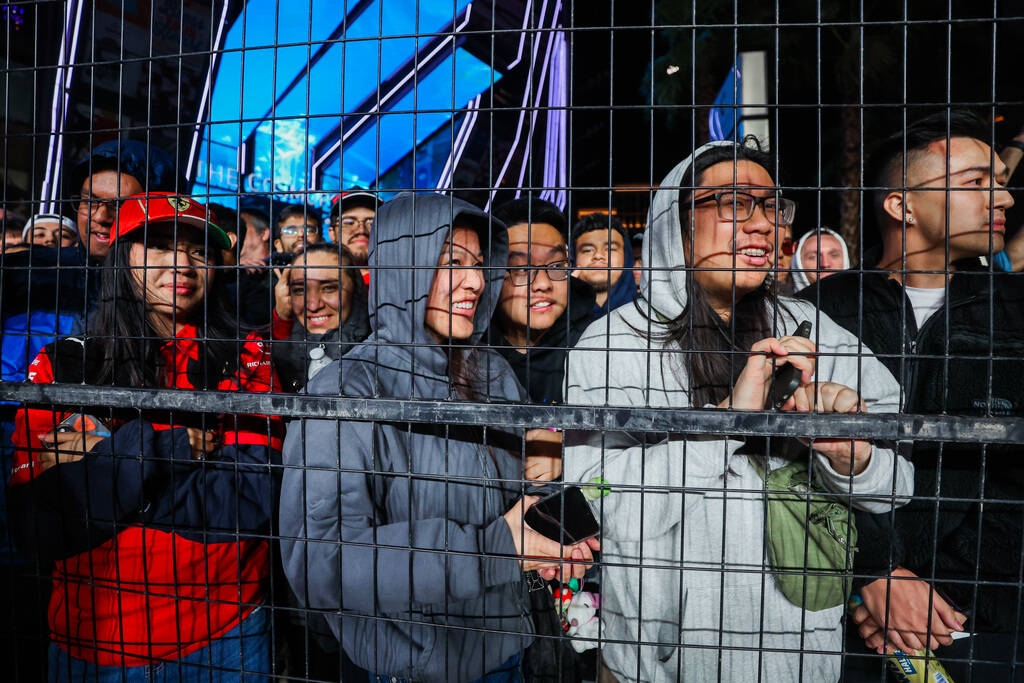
[972,397,1014,415]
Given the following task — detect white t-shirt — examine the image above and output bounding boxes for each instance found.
[904,285,946,330]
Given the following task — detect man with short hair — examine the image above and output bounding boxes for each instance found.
[237,195,275,272]
[487,198,594,405]
[486,198,596,677]
[329,188,378,286]
[68,139,180,264]
[799,110,1024,680]
[229,195,283,327]
[274,203,323,255]
[570,212,635,318]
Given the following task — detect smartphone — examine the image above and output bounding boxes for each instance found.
[767,320,812,410]
[524,486,601,546]
[56,413,111,438]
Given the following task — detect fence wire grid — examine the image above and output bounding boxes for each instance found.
[0,1,1023,683]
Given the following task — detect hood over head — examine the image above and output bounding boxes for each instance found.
[639,140,740,321]
[791,227,851,292]
[365,192,508,378]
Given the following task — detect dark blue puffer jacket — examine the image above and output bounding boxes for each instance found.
[280,193,533,682]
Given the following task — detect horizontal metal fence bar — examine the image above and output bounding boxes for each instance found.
[3,380,1020,444]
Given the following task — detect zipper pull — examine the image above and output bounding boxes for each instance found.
[307,345,331,380]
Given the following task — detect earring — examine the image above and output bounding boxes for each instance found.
[907,217,915,223]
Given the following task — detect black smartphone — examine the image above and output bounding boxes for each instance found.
[767,320,812,410]
[524,486,601,546]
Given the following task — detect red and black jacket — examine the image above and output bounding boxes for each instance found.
[8,325,284,666]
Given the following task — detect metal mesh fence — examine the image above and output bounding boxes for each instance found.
[1,1,1023,681]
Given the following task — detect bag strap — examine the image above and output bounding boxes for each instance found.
[746,454,769,481]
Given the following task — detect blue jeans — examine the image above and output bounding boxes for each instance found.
[369,652,521,683]
[47,606,272,682]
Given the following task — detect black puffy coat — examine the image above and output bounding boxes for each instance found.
[486,276,595,405]
[799,258,1024,633]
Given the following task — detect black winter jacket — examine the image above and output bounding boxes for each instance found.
[486,276,595,404]
[270,294,371,392]
[799,259,1024,634]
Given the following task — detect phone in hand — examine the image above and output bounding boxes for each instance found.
[767,320,812,410]
[55,413,111,438]
[524,486,601,546]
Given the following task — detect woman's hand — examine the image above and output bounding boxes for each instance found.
[791,381,872,475]
[525,429,562,482]
[36,430,106,473]
[503,496,600,581]
[185,427,219,461]
[273,267,292,321]
[719,335,817,411]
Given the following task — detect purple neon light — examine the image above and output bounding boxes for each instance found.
[485,0,553,209]
[39,0,83,213]
[186,0,231,183]
[513,0,560,197]
[540,31,566,210]
[539,32,561,201]
[436,94,480,190]
[506,0,532,69]
[556,31,567,210]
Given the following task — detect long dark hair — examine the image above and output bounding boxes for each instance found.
[644,138,790,407]
[88,235,241,389]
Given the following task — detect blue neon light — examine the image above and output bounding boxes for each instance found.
[319,48,499,190]
[194,0,474,206]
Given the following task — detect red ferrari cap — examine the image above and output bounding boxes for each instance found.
[113,192,231,249]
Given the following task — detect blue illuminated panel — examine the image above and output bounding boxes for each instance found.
[322,47,499,189]
[193,0,485,207]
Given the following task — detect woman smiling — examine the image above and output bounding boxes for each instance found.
[9,193,283,682]
[280,192,598,682]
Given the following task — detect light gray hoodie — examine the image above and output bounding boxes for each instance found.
[791,227,852,293]
[563,142,913,683]
[279,192,532,682]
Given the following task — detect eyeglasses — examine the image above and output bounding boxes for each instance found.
[690,191,797,226]
[339,217,374,230]
[506,259,571,286]
[72,194,124,215]
[280,224,320,237]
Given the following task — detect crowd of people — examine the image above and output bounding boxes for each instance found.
[0,108,1021,683]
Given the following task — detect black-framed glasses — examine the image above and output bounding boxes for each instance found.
[72,194,124,215]
[690,191,797,226]
[506,259,571,286]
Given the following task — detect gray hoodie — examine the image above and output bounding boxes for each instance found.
[791,227,852,293]
[279,193,533,682]
[563,142,914,682]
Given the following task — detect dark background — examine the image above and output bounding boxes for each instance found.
[3,0,1022,254]
[568,0,1024,255]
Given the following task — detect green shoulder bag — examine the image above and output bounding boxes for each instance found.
[749,456,859,612]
